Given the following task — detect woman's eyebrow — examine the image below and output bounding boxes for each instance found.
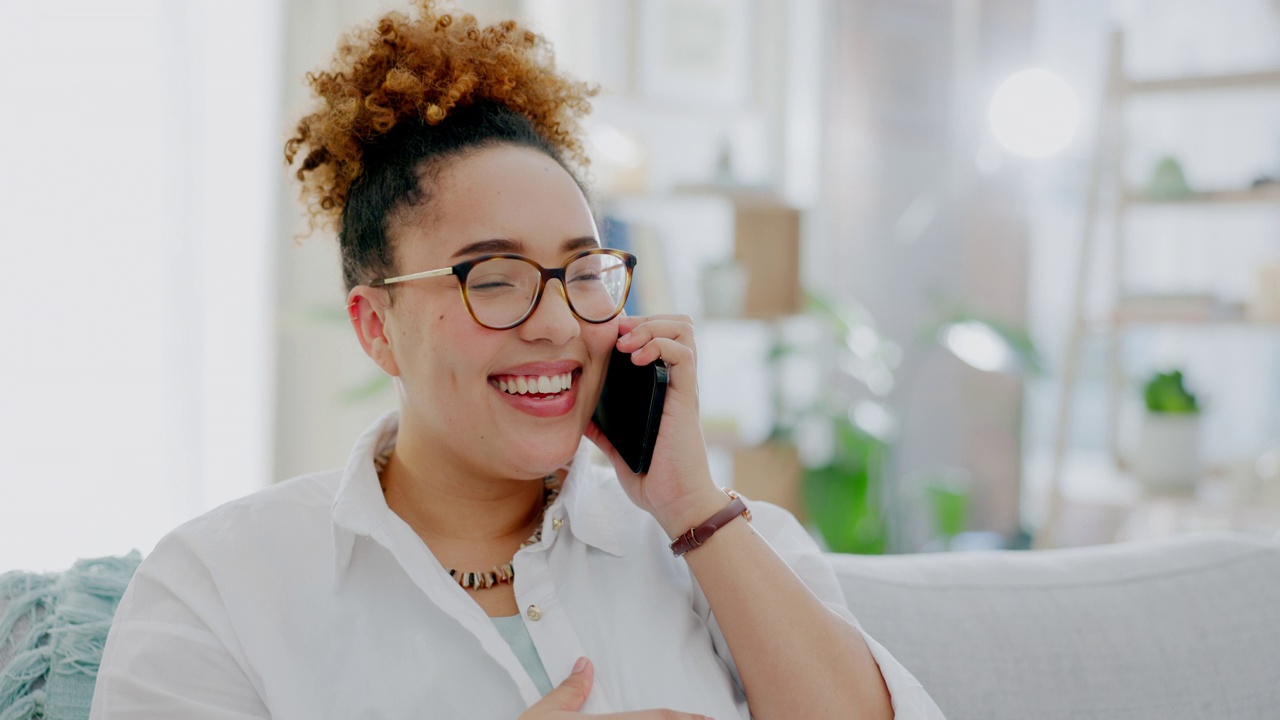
[562,236,599,253]
[451,238,523,258]
[450,236,598,260]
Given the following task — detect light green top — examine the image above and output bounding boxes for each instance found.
[490,615,554,696]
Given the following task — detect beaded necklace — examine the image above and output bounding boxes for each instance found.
[372,448,561,591]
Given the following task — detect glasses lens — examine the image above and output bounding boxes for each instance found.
[565,252,629,322]
[464,257,540,328]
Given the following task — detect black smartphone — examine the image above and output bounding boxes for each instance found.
[592,348,669,474]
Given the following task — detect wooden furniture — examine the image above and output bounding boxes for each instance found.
[1040,31,1280,548]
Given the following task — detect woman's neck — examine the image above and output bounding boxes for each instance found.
[379,425,549,544]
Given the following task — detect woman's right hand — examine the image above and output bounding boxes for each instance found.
[517,657,715,720]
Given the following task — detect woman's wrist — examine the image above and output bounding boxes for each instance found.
[656,486,738,541]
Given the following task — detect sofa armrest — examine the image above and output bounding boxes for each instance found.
[828,532,1280,720]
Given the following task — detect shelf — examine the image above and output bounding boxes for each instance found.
[1124,68,1280,94]
[1121,186,1280,206]
[1110,313,1279,328]
[1109,295,1280,327]
[1031,450,1280,547]
[1043,32,1280,550]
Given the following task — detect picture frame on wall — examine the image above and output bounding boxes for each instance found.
[636,0,752,108]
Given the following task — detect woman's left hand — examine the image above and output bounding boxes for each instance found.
[584,314,729,539]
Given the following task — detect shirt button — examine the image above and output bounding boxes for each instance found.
[526,605,542,621]
[552,518,564,531]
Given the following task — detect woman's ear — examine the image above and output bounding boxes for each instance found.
[347,287,400,377]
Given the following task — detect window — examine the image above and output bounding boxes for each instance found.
[0,0,281,571]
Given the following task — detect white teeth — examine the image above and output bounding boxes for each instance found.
[496,373,576,396]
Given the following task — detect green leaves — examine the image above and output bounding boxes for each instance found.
[800,417,888,555]
[1143,369,1200,414]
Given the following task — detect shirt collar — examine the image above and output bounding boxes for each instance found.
[331,410,625,587]
[331,409,399,586]
[553,440,626,559]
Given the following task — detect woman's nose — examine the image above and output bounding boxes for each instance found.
[517,280,581,344]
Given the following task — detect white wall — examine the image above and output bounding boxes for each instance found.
[0,0,281,572]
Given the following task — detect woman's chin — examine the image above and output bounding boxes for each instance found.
[500,433,582,477]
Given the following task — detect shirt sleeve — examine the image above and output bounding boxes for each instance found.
[692,499,947,720]
[89,534,271,720]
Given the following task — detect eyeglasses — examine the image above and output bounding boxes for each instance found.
[370,248,637,330]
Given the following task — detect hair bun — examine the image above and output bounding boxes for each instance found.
[284,0,596,229]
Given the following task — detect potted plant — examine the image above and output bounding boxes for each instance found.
[766,294,897,555]
[1136,369,1202,492]
[769,294,1043,553]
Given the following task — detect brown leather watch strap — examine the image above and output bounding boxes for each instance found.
[669,489,752,557]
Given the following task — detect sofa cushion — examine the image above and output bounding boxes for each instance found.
[0,553,141,720]
[830,532,1280,720]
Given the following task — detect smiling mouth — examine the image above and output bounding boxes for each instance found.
[491,370,579,398]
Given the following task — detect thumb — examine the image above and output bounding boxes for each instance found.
[583,422,649,514]
[529,657,594,713]
[584,421,632,479]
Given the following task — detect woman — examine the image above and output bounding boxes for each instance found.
[91,3,943,718]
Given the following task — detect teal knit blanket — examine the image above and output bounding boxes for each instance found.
[0,553,141,720]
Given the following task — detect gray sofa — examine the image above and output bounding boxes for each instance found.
[832,531,1280,720]
[4,533,1276,719]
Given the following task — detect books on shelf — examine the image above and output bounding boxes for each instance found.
[1122,185,1280,206]
[601,215,674,316]
[1249,264,1280,324]
[1124,68,1280,94]
[1112,293,1280,326]
[1112,294,1248,325]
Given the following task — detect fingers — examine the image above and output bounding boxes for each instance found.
[616,316,696,366]
[622,337,695,368]
[522,654,715,720]
[617,316,695,347]
[617,313,693,336]
[523,656,594,714]
[602,711,715,719]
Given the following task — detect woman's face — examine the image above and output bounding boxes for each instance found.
[365,144,617,479]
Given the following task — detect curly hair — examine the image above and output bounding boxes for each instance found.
[283,1,598,292]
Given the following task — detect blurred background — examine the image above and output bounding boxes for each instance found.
[3,0,1280,571]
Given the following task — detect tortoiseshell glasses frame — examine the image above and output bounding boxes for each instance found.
[369,248,637,330]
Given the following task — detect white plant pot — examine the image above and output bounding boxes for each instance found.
[1136,413,1202,492]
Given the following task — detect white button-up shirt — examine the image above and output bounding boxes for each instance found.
[91,410,944,719]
